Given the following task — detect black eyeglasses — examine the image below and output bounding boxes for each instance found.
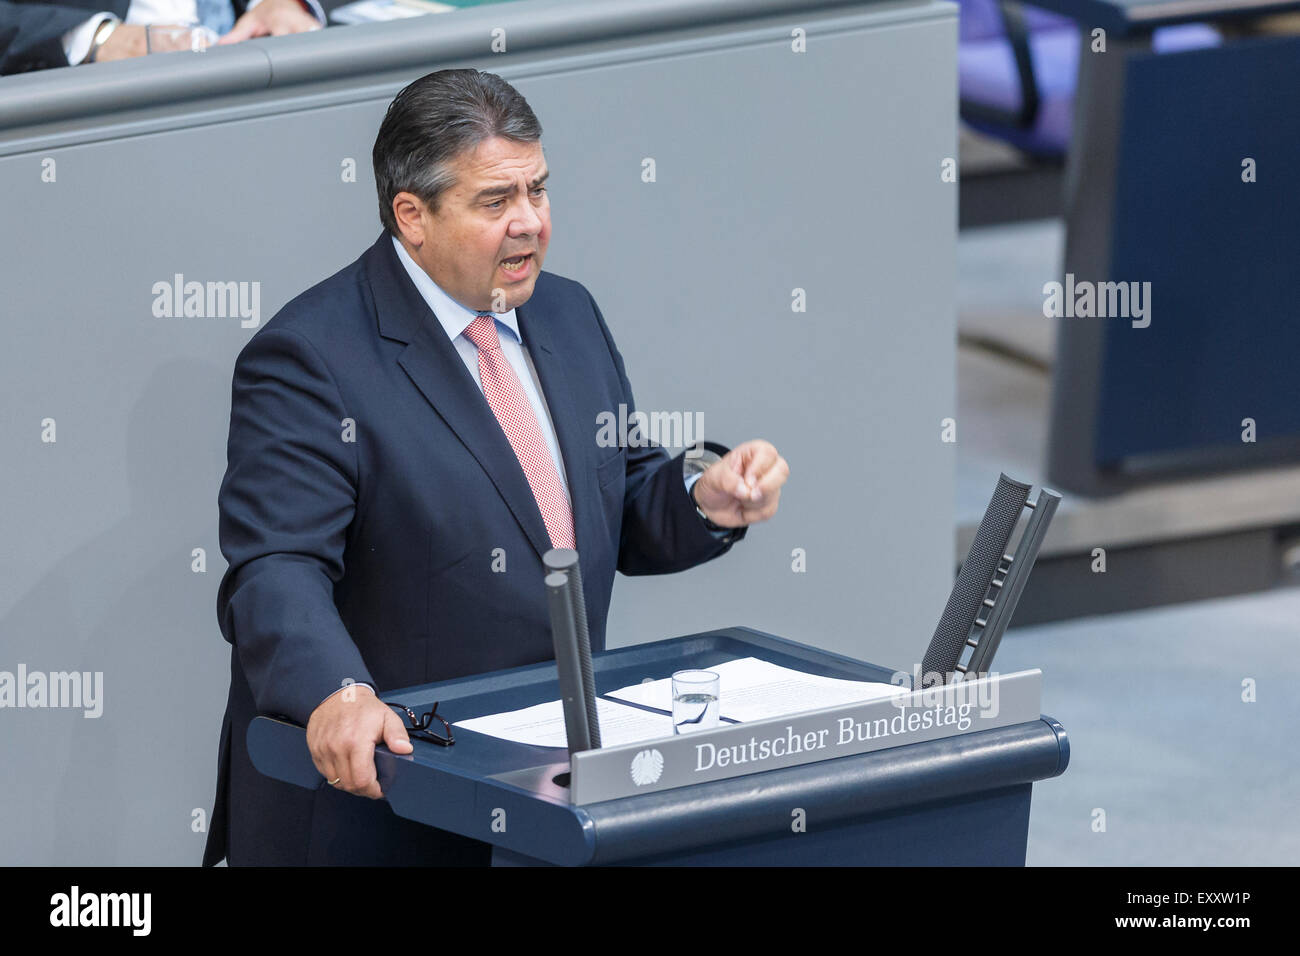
[384,701,455,747]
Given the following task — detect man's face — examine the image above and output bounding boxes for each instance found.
[394,136,550,313]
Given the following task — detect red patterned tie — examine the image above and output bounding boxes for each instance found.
[463,313,576,550]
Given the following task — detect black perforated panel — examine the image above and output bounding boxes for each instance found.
[920,474,1030,687]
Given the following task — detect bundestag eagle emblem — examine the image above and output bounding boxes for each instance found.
[630,748,664,786]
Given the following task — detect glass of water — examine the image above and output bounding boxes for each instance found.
[146,23,217,54]
[672,669,719,734]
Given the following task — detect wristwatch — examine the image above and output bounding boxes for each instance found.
[85,18,119,64]
[684,444,737,536]
[690,478,734,533]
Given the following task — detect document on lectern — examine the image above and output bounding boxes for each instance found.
[454,696,674,748]
[606,657,908,723]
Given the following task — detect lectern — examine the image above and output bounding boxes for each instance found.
[248,627,1069,866]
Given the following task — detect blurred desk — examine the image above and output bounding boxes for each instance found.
[1014,0,1300,494]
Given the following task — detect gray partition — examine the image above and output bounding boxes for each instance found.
[0,0,956,864]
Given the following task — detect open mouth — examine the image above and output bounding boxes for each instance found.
[500,253,533,272]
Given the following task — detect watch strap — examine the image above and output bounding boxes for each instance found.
[688,465,737,536]
[86,18,119,64]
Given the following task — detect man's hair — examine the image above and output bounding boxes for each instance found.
[372,69,543,237]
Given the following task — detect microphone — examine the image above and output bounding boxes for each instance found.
[543,548,602,754]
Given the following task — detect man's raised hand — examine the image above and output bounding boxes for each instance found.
[691,439,789,528]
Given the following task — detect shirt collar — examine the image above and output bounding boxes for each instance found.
[391,235,522,345]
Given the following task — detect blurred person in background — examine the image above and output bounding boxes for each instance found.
[1,0,346,74]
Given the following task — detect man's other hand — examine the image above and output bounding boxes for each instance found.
[692,439,789,528]
[218,0,322,45]
[305,684,412,799]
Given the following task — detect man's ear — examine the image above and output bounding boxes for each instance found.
[392,192,427,247]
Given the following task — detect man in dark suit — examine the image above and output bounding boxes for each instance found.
[0,0,332,74]
[203,68,789,866]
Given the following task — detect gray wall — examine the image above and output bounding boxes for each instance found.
[0,0,956,863]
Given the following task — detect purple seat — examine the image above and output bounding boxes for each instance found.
[959,0,1222,157]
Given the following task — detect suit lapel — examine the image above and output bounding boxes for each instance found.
[366,235,555,560]
[365,235,603,564]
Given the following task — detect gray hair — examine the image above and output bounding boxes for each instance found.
[372,69,543,237]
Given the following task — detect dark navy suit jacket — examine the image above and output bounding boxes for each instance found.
[203,232,743,866]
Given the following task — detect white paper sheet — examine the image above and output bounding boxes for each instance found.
[606,657,907,723]
[453,696,674,749]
